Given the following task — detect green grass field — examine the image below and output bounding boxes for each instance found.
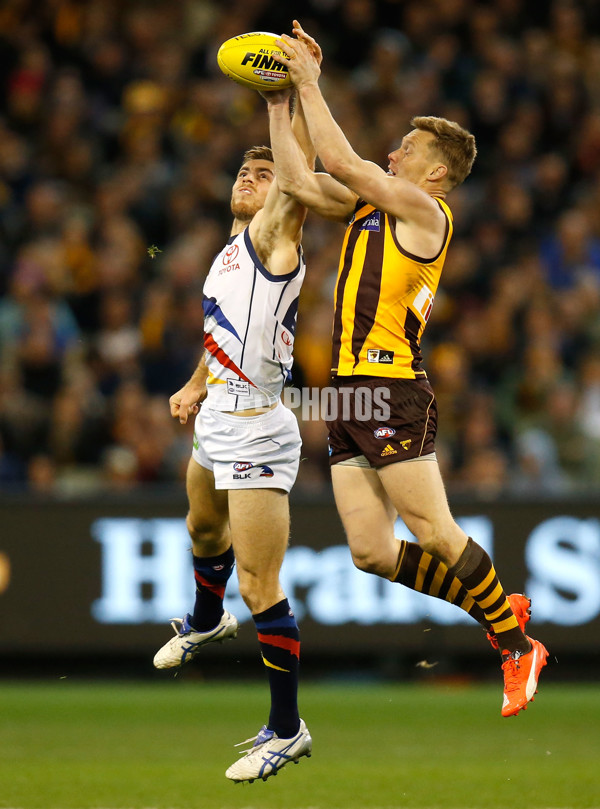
[0,679,598,809]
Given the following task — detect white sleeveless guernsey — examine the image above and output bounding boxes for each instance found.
[202,227,306,411]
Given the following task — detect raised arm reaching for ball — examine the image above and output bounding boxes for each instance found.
[269,20,548,721]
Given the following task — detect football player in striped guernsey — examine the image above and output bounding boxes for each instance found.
[266,20,548,719]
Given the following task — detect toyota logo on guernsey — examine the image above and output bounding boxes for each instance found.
[219,244,240,275]
[223,244,239,264]
[374,426,396,439]
[232,462,274,480]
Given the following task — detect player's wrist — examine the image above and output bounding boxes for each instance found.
[297,79,320,94]
[267,97,290,110]
[187,377,206,393]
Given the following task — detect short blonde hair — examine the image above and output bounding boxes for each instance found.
[411,116,477,188]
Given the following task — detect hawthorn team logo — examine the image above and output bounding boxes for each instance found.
[367,349,394,364]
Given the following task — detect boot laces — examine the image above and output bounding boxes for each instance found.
[234,725,273,756]
[501,651,523,693]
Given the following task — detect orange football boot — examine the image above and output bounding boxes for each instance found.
[501,636,549,717]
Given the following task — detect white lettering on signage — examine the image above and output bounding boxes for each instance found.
[92,519,194,623]
[525,516,600,625]
[91,516,493,625]
[91,515,600,627]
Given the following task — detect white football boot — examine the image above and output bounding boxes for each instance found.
[153,611,238,669]
[225,719,312,783]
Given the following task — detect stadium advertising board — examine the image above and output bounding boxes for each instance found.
[0,496,599,656]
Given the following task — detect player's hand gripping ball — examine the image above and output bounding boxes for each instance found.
[217,32,291,91]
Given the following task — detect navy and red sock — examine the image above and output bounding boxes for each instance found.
[253,598,300,739]
[191,545,235,631]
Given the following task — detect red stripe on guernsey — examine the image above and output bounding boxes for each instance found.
[257,633,300,659]
[194,571,226,599]
[203,332,256,386]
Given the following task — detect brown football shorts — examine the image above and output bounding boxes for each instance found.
[326,376,437,468]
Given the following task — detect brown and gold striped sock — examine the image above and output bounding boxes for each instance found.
[448,537,530,655]
[390,539,490,631]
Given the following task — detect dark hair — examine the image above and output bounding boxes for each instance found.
[242,145,274,164]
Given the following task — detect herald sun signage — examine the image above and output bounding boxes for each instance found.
[91,514,600,629]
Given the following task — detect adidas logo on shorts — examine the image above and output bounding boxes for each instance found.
[380,444,397,457]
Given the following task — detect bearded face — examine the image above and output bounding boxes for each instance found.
[230,191,263,221]
[230,159,275,221]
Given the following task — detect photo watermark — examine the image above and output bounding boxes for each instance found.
[282,386,391,422]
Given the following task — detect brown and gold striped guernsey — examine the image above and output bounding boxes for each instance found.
[331,197,453,378]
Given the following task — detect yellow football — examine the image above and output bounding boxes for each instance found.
[217,32,291,91]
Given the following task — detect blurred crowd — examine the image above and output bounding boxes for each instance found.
[1,0,600,497]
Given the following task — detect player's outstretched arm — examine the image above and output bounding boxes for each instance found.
[169,353,208,424]
[276,22,440,225]
[264,89,357,223]
[274,23,361,187]
[289,35,322,169]
[291,93,316,170]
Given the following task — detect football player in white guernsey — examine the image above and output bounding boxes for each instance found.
[153,102,314,781]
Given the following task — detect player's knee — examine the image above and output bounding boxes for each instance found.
[350,546,388,577]
[186,512,223,546]
[237,567,282,613]
[415,526,438,555]
[414,520,462,563]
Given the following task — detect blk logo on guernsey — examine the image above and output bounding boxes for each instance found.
[227,379,250,396]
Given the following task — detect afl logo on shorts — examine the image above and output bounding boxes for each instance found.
[374,426,396,439]
[232,462,274,480]
[233,461,253,471]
